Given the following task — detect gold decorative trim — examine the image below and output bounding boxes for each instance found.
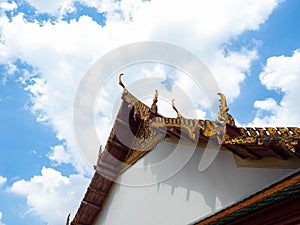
[222,127,300,155]
[121,90,225,140]
[121,88,300,157]
[118,73,125,89]
[151,90,158,114]
[121,129,165,173]
[172,99,183,119]
[218,93,236,126]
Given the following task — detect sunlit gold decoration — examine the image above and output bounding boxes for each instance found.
[217,93,236,126]
[118,76,299,157]
[120,89,165,171]
[122,90,151,125]
[172,99,182,119]
[222,127,300,156]
[122,128,165,172]
[121,90,223,140]
[118,73,125,89]
[151,90,158,114]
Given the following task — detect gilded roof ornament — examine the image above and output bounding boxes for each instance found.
[119,83,299,156]
[151,90,158,114]
[217,93,235,126]
[118,73,125,89]
[172,99,182,119]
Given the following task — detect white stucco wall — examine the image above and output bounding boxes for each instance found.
[96,141,297,225]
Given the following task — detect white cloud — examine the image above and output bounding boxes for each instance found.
[0,211,6,225]
[0,176,7,186]
[250,50,300,127]
[260,50,300,92]
[0,14,107,173]
[23,0,118,16]
[48,145,72,165]
[9,167,89,225]
[210,49,258,101]
[0,1,282,173]
[25,0,72,15]
[0,1,17,11]
[254,98,279,112]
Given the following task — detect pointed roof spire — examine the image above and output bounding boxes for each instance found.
[151,90,158,114]
[118,74,125,89]
[172,99,182,119]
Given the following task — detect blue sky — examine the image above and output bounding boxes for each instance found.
[0,0,300,225]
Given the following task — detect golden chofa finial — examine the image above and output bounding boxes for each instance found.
[172,99,182,119]
[217,93,236,126]
[118,73,125,89]
[217,93,229,113]
[151,90,158,114]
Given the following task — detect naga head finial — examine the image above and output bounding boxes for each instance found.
[172,99,182,118]
[151,90,158,114]
[153,90,158,104]
[217,93,235,126]
[118,74,125,89]
[217,93,229,112]
[217,93,228,122]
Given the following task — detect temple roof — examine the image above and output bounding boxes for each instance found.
[68,75,300,225]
